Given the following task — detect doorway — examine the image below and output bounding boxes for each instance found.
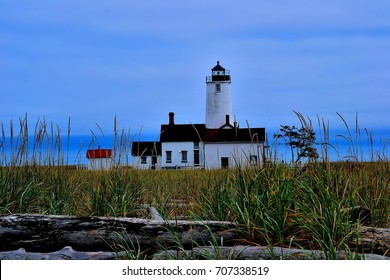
[221,157,229,168]
[151,156,157,170]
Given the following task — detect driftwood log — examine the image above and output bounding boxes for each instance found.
[0,246,125,260]
[2,245,388,260]
[153,245,390,260]
[0,214,238,253]
[351,226,390,256]
[0,214,389,259]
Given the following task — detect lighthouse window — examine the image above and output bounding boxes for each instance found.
[215,84,221,92]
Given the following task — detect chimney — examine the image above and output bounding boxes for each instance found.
[225,115,230,125]
[169,112,175,125]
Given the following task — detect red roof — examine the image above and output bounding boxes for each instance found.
[86,147,112,159]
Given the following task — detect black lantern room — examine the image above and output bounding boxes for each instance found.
[210,61,231,82]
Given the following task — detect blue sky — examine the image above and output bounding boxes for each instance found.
[1,0,389,147]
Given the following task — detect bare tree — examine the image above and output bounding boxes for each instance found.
[274,124,318,163]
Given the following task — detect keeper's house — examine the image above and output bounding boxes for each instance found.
[132,62,266,169]
[86,147,113,170]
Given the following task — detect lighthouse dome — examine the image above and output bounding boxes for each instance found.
[211,61,225,72]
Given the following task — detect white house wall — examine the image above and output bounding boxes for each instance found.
[162,142,196,168]
[204,142,264,169]
[87,158,113,170]
[133,155,162,169]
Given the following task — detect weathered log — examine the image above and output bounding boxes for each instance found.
[0,246,126,260]
[148,206,164,221]
[0,214,238,252]
[153,245,390,260]
[1,245,388,260]
[1,214,389,258]
[350,226,390,255]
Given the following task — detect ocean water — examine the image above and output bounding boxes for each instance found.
[271,127,390,162]
[0,130,389,166]
[0,134,132,166]
[272,138,389,163]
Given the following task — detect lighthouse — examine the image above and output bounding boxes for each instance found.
[205,61,232,129]
[132,60,266,170]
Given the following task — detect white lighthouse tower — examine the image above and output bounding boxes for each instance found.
[205,61,232,129]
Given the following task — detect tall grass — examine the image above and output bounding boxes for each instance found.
[0,113,388,259]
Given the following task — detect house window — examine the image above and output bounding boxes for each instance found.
[194,142,199,149]
[141,156,147,164]
[166,151,172,163]
[215,83,221,92]
[181,150,188,163]
[250,155,258,165]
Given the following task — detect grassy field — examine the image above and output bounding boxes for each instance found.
[0,162,389,257]
[0,115,389,259]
